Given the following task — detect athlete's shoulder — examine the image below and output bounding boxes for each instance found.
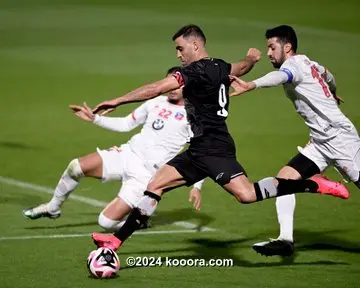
[183,57,229,71]
[280,55,310,82]
[297,54,323,69]
[284,54,311,66]
[195,57,230,69]
[211,57,231,66]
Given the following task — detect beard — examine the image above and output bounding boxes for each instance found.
[168,98,180,105]
[271,50,286,68]
[272,62,281,68]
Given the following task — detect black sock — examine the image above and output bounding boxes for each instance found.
[113,208,149,242]
[276,178,318,196]
[254,182,264,201]
[113,190,161,243]
[254,177,319,202]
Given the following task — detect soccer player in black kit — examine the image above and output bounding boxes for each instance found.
[88,25,349,250]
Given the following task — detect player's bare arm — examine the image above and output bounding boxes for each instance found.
[92,76,180,114]
[230,48,261,77]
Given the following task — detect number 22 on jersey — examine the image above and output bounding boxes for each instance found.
[158,108,172,119]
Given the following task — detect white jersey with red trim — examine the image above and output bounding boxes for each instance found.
[124,96,190,171]
[280,55,354,141]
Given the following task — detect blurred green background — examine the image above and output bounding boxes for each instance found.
[0,1,359,287]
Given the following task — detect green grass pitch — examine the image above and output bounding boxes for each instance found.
[0,0,359,287]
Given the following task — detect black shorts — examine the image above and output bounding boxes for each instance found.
[167,150,247,186]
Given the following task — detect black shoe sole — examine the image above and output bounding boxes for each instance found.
[252,245,294,257]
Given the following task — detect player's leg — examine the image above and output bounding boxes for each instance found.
[23,151,103,219]
[92,164,187,250]
[49,152,104,209]
[251,167,300,256]
[204,155,347,204]
[275,167,301,242]
[98,197,132,232]
[92,151,206,250]
[236,169,349,202]
[23,146,128,220]
[253,150,323,256]
[98,165,154,232]
[332,127,360,189]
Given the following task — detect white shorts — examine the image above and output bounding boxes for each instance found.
[301,127,360,182]
[96,144,153,208]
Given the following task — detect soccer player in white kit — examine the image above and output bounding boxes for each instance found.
[23,67,204,231]
[229,25,360,256]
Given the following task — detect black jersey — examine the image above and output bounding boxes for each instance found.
[173,58,236,157]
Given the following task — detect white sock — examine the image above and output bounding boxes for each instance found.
[98,213,129,232]
[276,194,296,242]
[137,194,159,216]
[257,177,278,199]
[47,159,84,212]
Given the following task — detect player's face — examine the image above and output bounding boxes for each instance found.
[267,37,286,68]
[174,36,196,65]
[167,86,183,104]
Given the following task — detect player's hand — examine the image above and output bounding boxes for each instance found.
[189,187,201,211]
[229,75,256,96]
[246,48,261,64]
[92,100,118,115]
[69,102,95,122]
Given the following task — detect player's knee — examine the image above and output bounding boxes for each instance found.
[66,158,84,180]
[146,181,164,195]
[98,213,119,232]
[223,175,255,204]
[235,193,254,204]
[232,186,255,204]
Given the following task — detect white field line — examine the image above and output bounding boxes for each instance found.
[0,175,217,232]
[172,221,216,232]
[0,175,107,207]
[0,229,212,241]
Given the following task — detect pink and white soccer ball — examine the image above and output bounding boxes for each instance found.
[87,247,120,278]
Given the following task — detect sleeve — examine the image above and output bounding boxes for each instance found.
[279,59,303,83]
[130,100,149,125]
[92,101,149,132]
[323,69,336,93]
[253,71,289,88]
[193,179,205,190]
[224,61,232,74]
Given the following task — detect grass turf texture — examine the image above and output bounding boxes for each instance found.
[0,0,359,287]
